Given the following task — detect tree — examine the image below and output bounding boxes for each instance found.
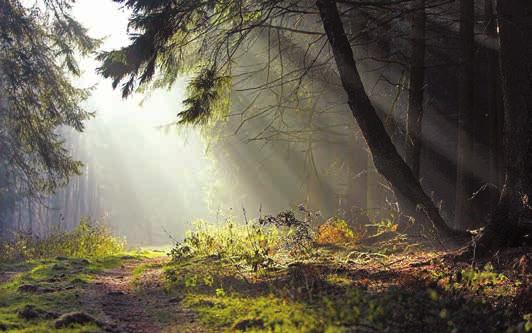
[405,0,426,179]
[473,0,532,251]
[98,0,461,235]
[483,0,504,218]
[454,0,476,230]
[0,0,97,235]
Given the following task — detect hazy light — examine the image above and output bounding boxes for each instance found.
[66,0,216,244]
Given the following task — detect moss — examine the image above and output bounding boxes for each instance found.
[0,258,92,332]
[165,248,524,333]
[324,274,353,287]
[0,251,156,333]
[186,294,322,332]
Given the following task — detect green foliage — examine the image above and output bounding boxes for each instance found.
[0,0,98,197]
[429,263,511,297]
[509,314,532,333]
[169,219,278,271]
[98,0,283,125]
[178,68,232,125]
[169,208,320,272]
[163,215,525,333]
[457,264,508,291]
[0,218,125,263]
[365,218,398,235]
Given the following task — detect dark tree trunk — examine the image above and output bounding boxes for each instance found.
[455,0,476,230]
[484,0,504,210]
[316,0,458,236]
[349,146,369,224]
[475,0,532,251]
[405,0,426,179]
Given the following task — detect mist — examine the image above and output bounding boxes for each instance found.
[64,0,217,244]
[0,0,510,246]
[2,1,531,332]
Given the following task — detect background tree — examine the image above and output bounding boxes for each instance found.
[454,0,476,230]
[473,0,532,251]
[0,0,98,236]
[405,0,426,179]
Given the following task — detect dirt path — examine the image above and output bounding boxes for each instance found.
[81,256,208,333]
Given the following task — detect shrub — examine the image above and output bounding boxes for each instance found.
[170,208,319,271]
[169,219,279,271]
[0,218,125,262]
[316,217,357,245]
[258,210,314,255]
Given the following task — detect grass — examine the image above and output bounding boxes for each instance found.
[1,213,530,332]
[186,294,321,332]
[164,258,525,332]
[0,257,109,332]
[0,219,125,263]
[0,250,162,332]
[0,218,165,332]
[162,217,532,333]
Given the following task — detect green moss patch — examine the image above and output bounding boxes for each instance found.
[0,251,157,333]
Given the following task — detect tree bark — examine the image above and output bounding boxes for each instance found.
[454,0,476,230]
[475,0,532,250]
[484,0,504,210]
[316,0,457,236]
[27,198,33,235]
[405,0,426,179]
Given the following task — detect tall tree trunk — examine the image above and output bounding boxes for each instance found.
[17,201,22,231]
[316,0,458,236]
[27,198,32,235]
[475,0,532,250]
[484,0,503,206]
[63,179,71,230]
[347,10,383,223]
[455,0,476,230]
[405,0,426,178]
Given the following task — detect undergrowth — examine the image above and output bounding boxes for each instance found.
[0,218,125,263]
[169,208,334,272]
[164,209,530,333]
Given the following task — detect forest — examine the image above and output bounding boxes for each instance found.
[0,0,531,332]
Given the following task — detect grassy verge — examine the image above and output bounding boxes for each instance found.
[0,250,160,332]
[162,215,532,333]
[0,219,125,263]
[0,218,165,332]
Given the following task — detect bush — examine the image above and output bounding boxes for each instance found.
[258,210,314,254]
[169,219,279,271]
[0,218,125,262]
[316,217,357,245]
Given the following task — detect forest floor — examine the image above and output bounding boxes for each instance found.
[0,242,531,332]
[0,250,209,332]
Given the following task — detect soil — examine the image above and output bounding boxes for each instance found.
[79,257,210,333]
